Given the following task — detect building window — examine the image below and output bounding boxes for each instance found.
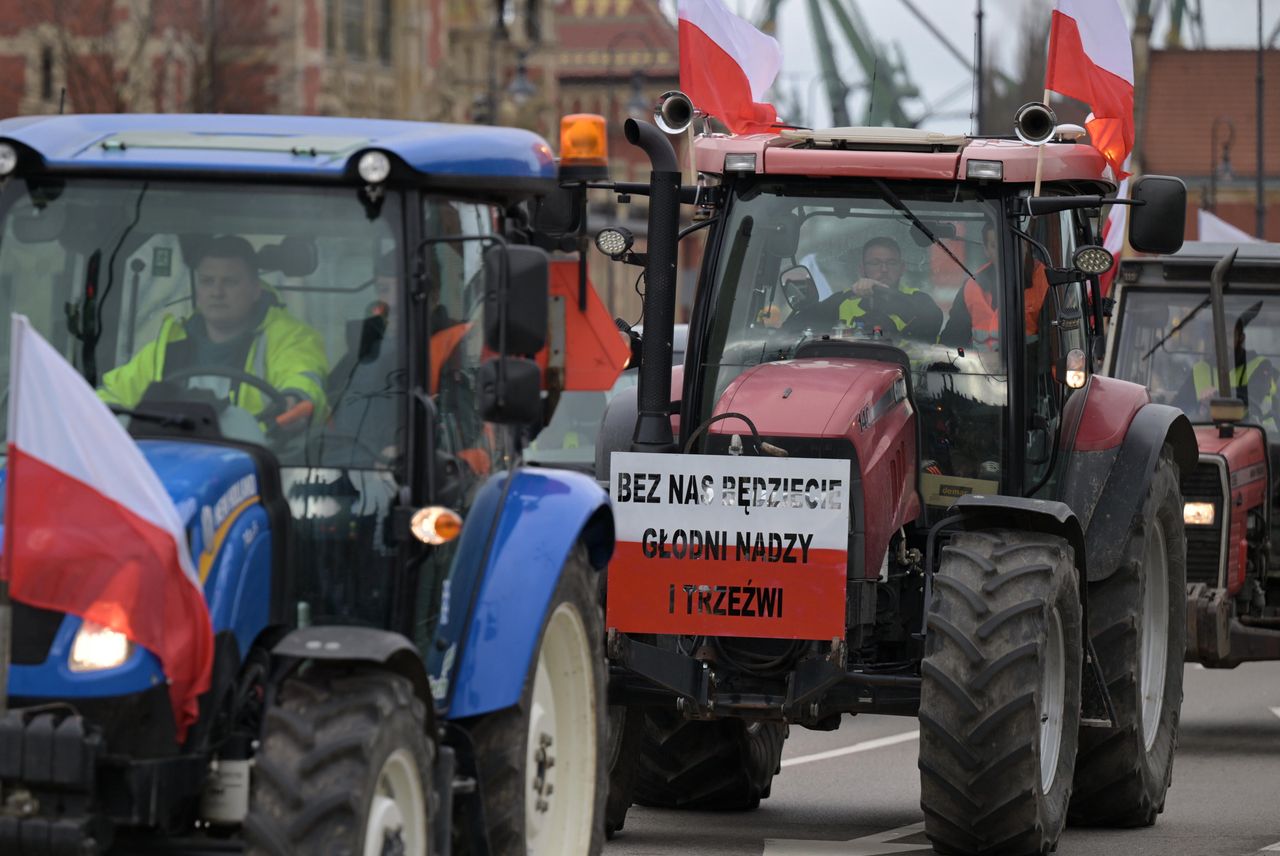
[325,0,337,53]
[345,0,365,60]
[40,46,54,101]
[376,0,392,66]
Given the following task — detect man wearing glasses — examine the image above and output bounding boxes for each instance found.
[833,236,942,341]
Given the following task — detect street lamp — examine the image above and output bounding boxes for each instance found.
[1206,116,1236,212]
[606,30,658,137]
[625,70,650,120]
[507,52,537,106]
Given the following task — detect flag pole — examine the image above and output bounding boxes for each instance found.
[0,316,21,716]
[1033,88,1051,197]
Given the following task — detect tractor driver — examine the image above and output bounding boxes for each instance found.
[1173,302,1279,429]
[786,236,943,342]
[100,235,329,430]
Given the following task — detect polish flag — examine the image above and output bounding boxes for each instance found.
[3,315,213,740]
[1045,0,1135,179]
[1098,174,1129,297]
[678,0,782,135]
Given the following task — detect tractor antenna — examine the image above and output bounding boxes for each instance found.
[868,57,878,124]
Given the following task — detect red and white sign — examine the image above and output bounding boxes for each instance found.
[2,315,214,739]
[678,0,782,135]
[1046,0,1135,179]
[607,452,849,640]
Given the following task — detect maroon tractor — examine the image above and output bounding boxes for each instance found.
[594,99,1196,856]
[1107,241,1280,667]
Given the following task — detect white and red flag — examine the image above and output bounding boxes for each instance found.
[2,315,213,739]
[678,0,782,135]
[1045,0,1135,179]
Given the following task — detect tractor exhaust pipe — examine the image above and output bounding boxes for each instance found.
[624,118,681,453]
[1207,249,1247,432]
[1209,249,1238,396]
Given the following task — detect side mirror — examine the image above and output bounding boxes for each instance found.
[1127,175,1186,255]
[484,245,549,355]
[1026,424,1051,465]
[531,184,585,238]
[479,357,543,424]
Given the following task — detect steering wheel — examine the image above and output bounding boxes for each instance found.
[162,367,291,414]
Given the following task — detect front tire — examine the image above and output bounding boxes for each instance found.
[631,711,786,811]
[919,529,1083,856]
[465,546,606,856]
[1069,446,1187,827]
[245,667,435,856]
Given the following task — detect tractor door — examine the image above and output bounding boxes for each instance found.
[1015,203,1089,496]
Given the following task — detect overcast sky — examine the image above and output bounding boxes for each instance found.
[661,0,1280,132]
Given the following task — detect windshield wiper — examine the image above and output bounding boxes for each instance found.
[1141,295,1211,361]
[872,179,978,283]
[108,404,195,430]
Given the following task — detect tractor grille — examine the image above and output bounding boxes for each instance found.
[11,603,65,665]
[1181,459,1226,587]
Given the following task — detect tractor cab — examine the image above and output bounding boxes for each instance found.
[1108,241,1280,666]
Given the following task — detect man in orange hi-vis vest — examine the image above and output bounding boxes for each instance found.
[940,223,1049,351]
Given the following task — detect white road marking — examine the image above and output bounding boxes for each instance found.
[765,822,931,855]
[1270,707,1280,721]
[1258,841,1280,852]
[780,730,919,768]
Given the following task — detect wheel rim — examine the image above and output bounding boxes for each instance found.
[363,748,427,856]
[1140,516,1170,752]
[1039,605,1066,793]
[526,601,597,856]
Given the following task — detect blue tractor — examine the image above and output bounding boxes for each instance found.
[0,114,615,855]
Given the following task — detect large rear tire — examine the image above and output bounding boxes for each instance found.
[603,704,645,837]
[245,667,435,856]
[464,546,606,856]
[1069,446,1186,827]
[919,529,1083,856]
[631,711,786,811]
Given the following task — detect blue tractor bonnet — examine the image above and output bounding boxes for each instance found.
[0,113,558,187]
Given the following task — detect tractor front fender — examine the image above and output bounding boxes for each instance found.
[444,467,612,720]
[1063,403,1196,582]
[273,625,432,705]
[950,495,1088,580]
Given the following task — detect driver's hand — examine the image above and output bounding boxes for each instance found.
[275,395,314,432]
[851,278,886,297]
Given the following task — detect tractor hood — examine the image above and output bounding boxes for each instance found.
[1192,424,1268,472]
[0,438,262,567]
[714,358,907,441]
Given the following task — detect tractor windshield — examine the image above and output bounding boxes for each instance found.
[0,176,507,631]
[697,179,1011,501]
[1114,288,1280,431]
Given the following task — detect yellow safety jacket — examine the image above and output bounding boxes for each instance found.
[838,285,922,332]
[100,304,329,418]
[1192,357,1277,425]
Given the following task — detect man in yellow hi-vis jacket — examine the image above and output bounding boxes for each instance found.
[100,235,328,428]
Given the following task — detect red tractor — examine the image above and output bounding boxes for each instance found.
[594,101,1195,856]
[1106,242,1280,667]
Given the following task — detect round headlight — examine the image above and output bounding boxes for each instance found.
[1073,245,1115,276]
[357,150,392,184]
[595,227,633,258]
[0,142,18,176]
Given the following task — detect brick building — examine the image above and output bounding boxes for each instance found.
[0,0,446,119]
[1140,49,1280,242]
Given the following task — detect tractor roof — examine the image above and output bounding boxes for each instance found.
[1119,241,1280,289]
[0,113,557,188]
[694,127,1113,188]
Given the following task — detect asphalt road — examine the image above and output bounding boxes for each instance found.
[605,661,1280,856]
